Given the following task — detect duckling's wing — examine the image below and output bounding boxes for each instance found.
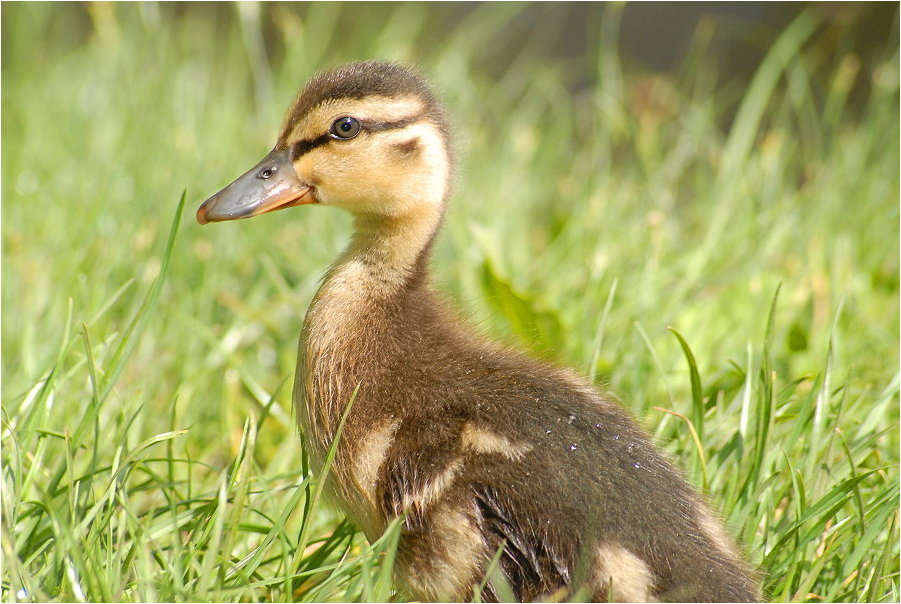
[472,482,574,601]
[375,414,464,530]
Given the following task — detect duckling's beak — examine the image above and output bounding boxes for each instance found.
[196,147,314,224]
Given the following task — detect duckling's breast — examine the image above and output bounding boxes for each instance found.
[293,263,415,539]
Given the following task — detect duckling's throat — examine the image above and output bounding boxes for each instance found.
[342,204,444,293]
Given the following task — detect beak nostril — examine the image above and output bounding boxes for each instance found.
[258,166,277,179]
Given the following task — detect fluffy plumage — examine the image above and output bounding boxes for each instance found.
[198,60,759,603]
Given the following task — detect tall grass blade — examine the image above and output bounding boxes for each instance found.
[667,328,705,444]
[99,191,186,403]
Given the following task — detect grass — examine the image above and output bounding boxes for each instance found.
[2,3,898,602]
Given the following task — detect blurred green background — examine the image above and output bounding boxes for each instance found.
[2,2,898,602]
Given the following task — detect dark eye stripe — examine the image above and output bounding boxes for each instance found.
[290,114,422,161]
[291,133,331,161]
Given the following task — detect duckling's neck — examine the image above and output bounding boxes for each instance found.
[332,204,444,296]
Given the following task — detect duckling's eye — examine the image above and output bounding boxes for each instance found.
[330,116,361,140]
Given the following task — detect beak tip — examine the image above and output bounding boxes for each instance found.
[196,199,213,224]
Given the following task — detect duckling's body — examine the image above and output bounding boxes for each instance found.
[198,61,759,602]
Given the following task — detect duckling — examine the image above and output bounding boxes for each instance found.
[197,61,759,603]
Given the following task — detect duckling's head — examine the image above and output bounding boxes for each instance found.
[197,61,453,224]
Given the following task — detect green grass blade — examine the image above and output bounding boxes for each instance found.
[99,191,186,403]
[667,327,705,444]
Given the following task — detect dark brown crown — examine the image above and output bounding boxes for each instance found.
[278,61,450,147]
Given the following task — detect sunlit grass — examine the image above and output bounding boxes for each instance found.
[2,3,898,602]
